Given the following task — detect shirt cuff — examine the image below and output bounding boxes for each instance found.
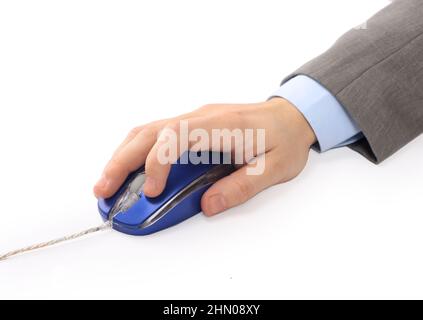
[270,75,363,152]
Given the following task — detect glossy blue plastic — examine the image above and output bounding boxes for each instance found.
[98,152,233,236]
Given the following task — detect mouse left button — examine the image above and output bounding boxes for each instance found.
[108,170,146,220]
[98,169,146,221]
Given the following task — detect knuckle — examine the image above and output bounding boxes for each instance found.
[146,148,167,169]
[198,103,222,112]
[140,126,157,140]
[105,158,128,177]
[233,178,254,203]
[198,104,212,111]
[163,120,180,133]
[145,160,157,174]
[127,126,143,139]
[226,110,245,128]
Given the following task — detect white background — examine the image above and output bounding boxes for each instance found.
[0,0,422,300]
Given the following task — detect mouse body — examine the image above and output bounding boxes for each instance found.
[98,152,234,235]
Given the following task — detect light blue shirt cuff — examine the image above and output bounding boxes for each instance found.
[271,75,363,152]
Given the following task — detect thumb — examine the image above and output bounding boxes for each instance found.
[201,152,282,216]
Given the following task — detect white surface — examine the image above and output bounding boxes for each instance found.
[0,0,422,300]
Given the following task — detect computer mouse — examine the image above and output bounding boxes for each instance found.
[98,152,235,235]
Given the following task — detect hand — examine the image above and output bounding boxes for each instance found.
[94,98,316,216]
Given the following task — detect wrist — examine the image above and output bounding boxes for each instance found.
[267,98,317,148]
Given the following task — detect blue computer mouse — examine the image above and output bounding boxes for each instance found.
[98,152,235,235]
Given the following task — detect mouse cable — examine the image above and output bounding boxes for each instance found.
[0,222,111,261]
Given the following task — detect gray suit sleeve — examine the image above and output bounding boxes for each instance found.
[283,0,423,163]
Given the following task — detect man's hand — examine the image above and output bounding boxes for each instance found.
[94,98,316,216]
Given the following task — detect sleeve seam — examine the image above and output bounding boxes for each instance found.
[336,30,423,96]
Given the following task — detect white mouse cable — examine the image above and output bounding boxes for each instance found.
[0,221,112,261]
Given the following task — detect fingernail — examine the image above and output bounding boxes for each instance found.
[95,176,108,189]
[206,194,227,216]
[144,177,157,193]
